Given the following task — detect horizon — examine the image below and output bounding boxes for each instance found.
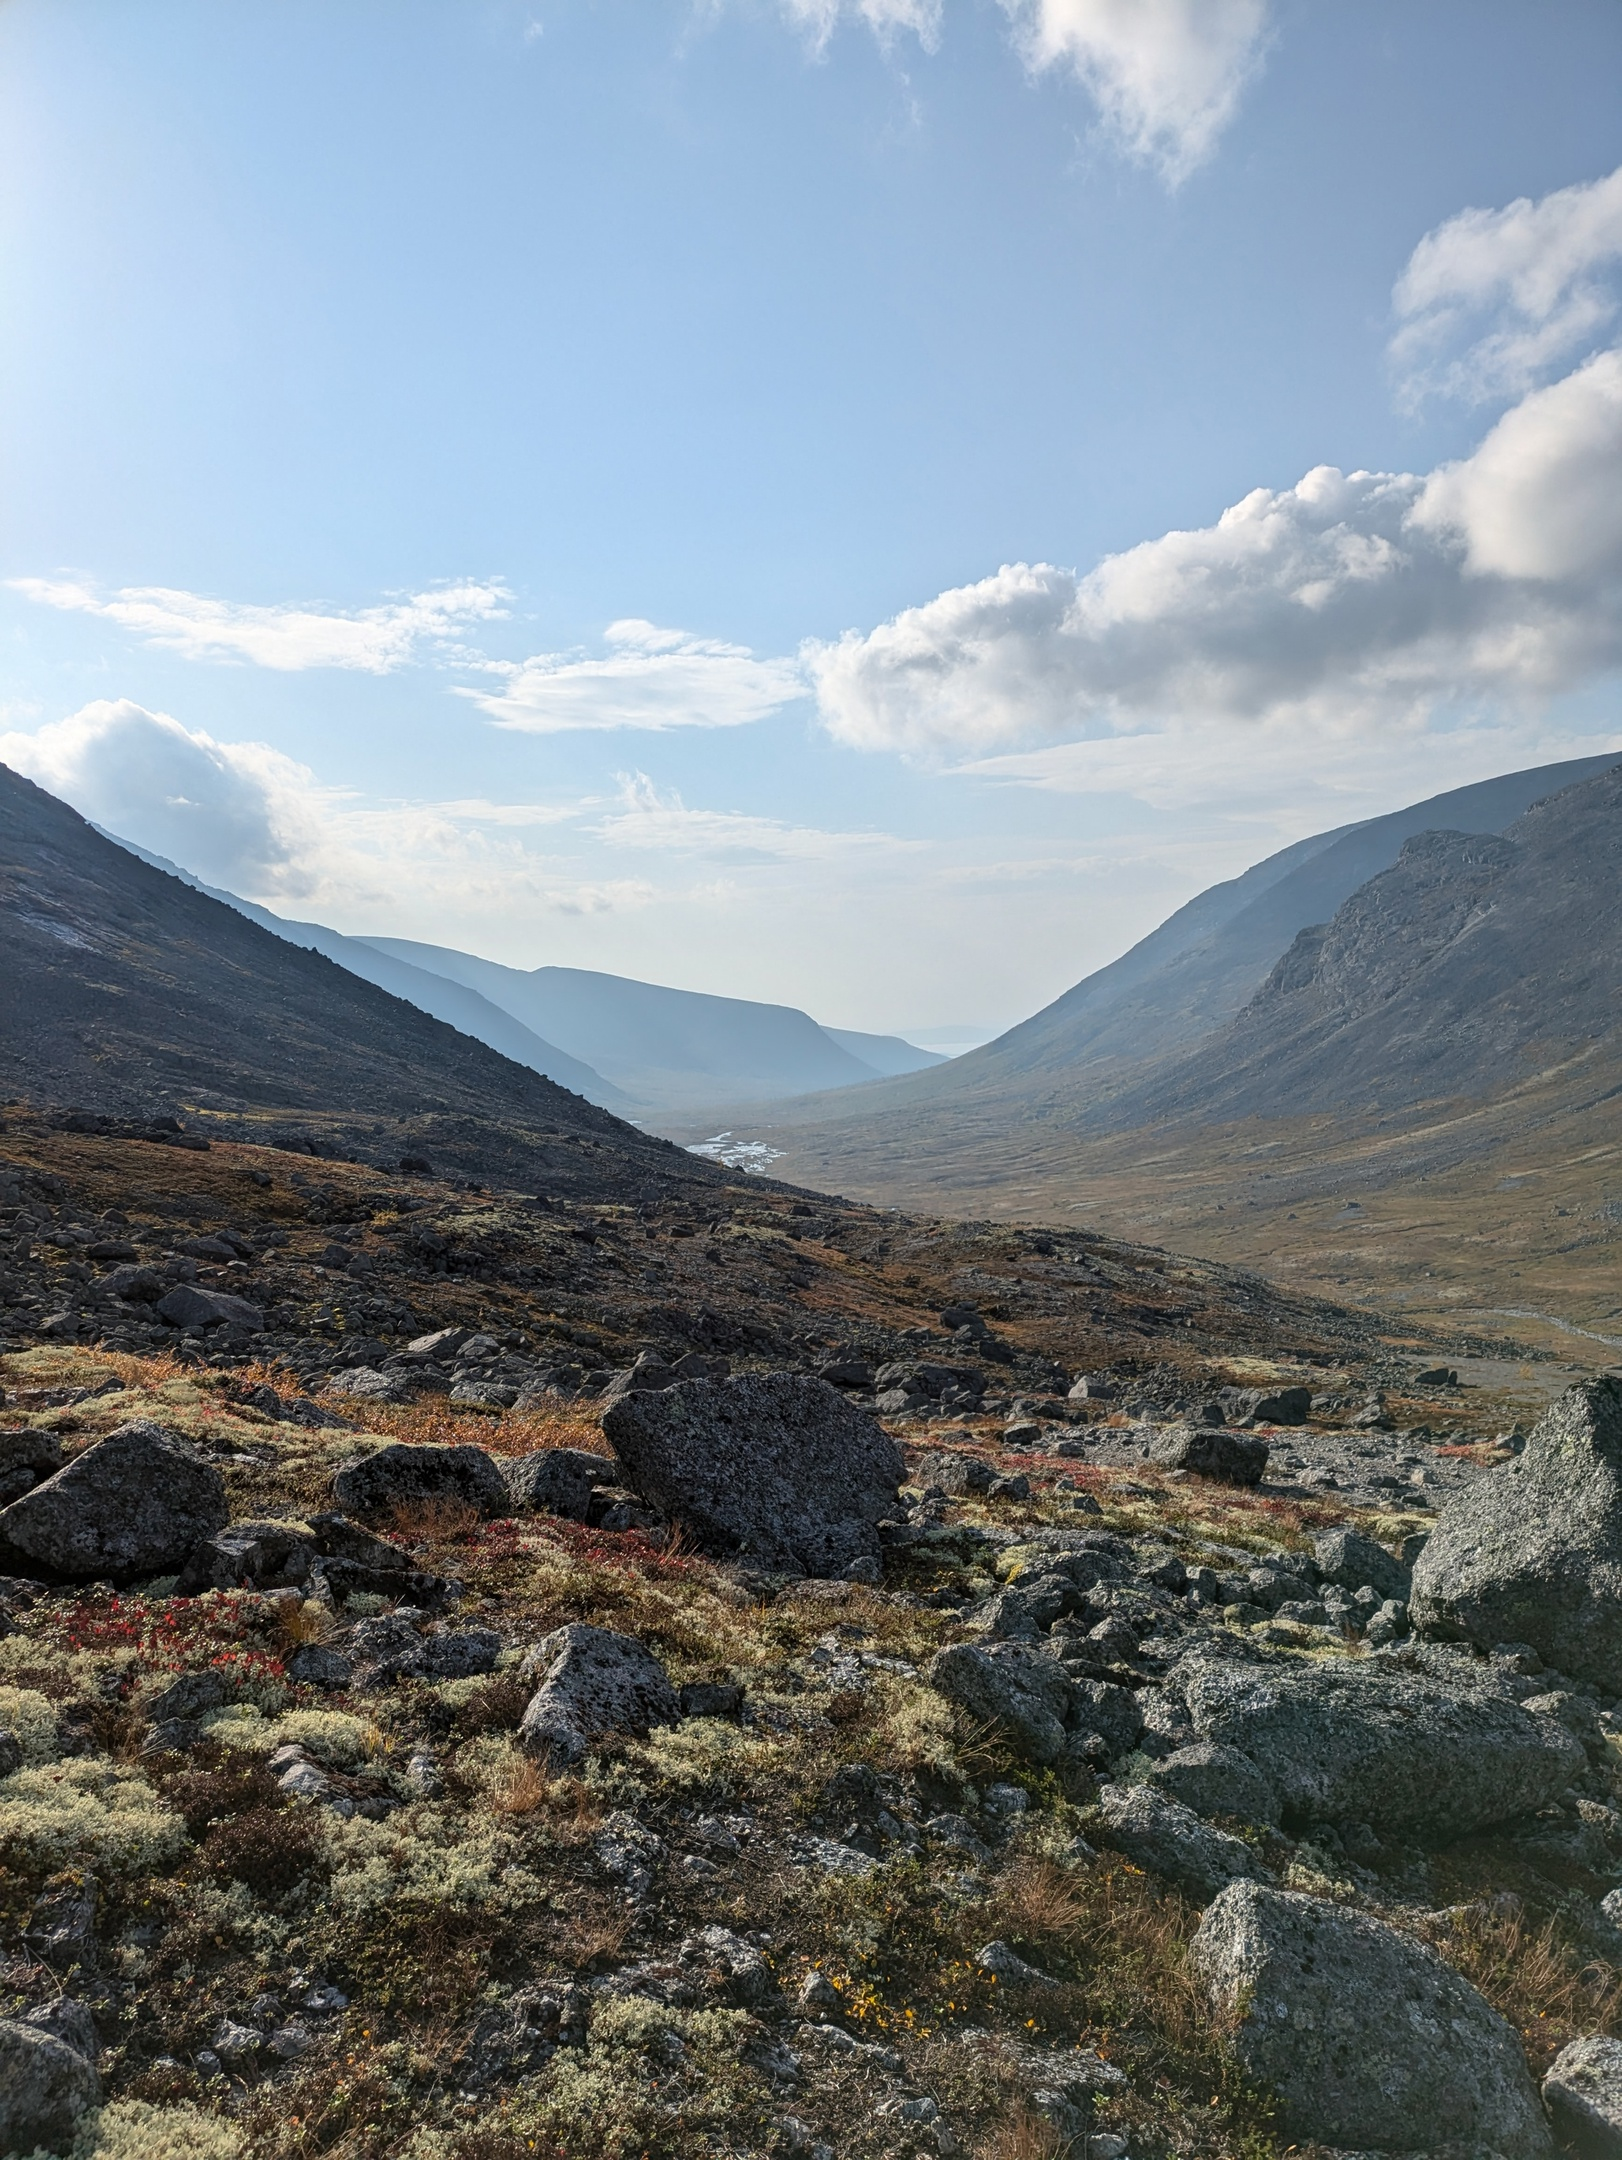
[4,1,1622,1036]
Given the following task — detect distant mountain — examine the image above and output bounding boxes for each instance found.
[362,938,930,1108]
[821,1027,945,1078]
[0,764,721,1198]
[1134,764,1622,1125]
[96,837,630,1112]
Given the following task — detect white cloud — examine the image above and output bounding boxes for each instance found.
[771,0,941,52]
[9,576,509,672]
[808,350,1622,763]
[1392,163,1622,407]
[593,771,908,858]
[999,0,1271,184]
[463,618,806,734]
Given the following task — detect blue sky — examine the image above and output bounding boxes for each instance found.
[4,1,1622,1043]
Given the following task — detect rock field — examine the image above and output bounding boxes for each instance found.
[0,1120,1619,2160]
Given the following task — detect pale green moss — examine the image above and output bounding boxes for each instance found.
[0,1759,186,1873]
[0,1684,60,1764]
[198,1703,374,1764]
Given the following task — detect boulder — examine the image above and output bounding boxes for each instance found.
[331,1442,509,1523]
[1191,1883,1554,2158]
[1411,1378,1622,1688]
[0,2017,101,2155]
[914,1451,995,1497]
[602,1373,904,1577]
[1315,1523,1410,1601]
[327,1367,411,1404]
[153,1283,265,1331]
[0,1421,228,1580]
[1169,1648,1583,1839]
[176,1520,316,1595]
[1146,1425,1269,1485]
[518,1623,679,1767]
[1097,1784,1270,1903]
[306,1511,449,1606]
[1543,2034,1622,2154]
[504,1448,618,1522]
[1143,1739,1282,1827]
[1218,1385,1310,1427]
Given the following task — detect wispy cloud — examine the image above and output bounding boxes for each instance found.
[770,0,942,53]
[1391,163,1622,409]
[593,771,908,858]
[999,0,1272,185]
[808,344,1622,763]
[9,576,510,672]
[463,618,806,734]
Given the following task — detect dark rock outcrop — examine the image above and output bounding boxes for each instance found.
[332,1442,509,1523]
[0,1421,227,1580]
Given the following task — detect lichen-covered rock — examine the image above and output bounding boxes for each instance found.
[1411,1377,1622,1688]
[176,1519,316,1595]
[518,1623,679,1767]
[0,1421,227,1580]
[1191,1883,1554,2159]
[0,2016,102,2155]
[927,1641,1077,1765]
[1143,1739,1282,1826]
[504,1447,618,1521]
[153,1283,265,1331]
[1146,1425,1269,1484]
[603,1373,903,1576]
[1169,1646,1582,1838]
[0,1429,63,1508]
[1543,2033,1622,2153]
[331,1442,508,1523]
[1097,1784,1270,1903]
[1315,1523,1410,1601]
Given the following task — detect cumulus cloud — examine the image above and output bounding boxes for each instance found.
[1000,0,1271,183]
[463,618,806,734]
[807,347,1622,763]
[1392,163,1622,407]
[9,576,509,672]
[593,771,908,858]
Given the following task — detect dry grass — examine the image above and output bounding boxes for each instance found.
[1428,1901,1622,2074]
[978,2107,1067,2160]
[384,1496,484,1543]
[485,1753,555,1817]
[984,1853,1099,1952]
[276,1597,333,1646]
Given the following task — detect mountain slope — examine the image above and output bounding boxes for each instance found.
[94,837,630,1111]
[0,764,718,1198]
[362,939,888,1108]
[820,1027,946,1077]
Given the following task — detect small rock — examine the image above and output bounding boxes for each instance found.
[154,1284,265,1332]
[975,1940,1055,1987]
[287,1643,353,1690]
[0,2018,101,2154]
[1146,1426,1269,1485]
[1098,1783,1271,1903]
[1543,2033,1622,2153]
[332,1441,509,1522]
[518,1623,679,1767]
[504,1448,618,1521]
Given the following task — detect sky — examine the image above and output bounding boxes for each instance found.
[3,0,1622,1048]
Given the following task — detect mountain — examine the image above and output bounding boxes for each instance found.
[361,938,915,1108]
[821,1027,946,1078]
[0,763,721,1199]
[95,836,631,1112]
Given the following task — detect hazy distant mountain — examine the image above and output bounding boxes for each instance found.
[821,1027,945,1077]
[362,938,936,1108]
[96,837,630,1112]
[1,765,716,1196]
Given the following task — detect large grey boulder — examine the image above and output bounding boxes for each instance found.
[154,1283,265,1331]
[518,1624,679,1767]
[602,1373,904,1576]
[1543,2034,1622,2154]
[504,1448,618,1522]
[1097,1784,1270,1903]
[1411,1378,1622,1688]
[332,1442,509,1523]
[1146,1425,1268,1485]
[1170,1647,1582,1838]
[0,2016,101,2155]
[1191,1883,1554,2159]
[175,1519,316,1595]
[0,1422,227,1580]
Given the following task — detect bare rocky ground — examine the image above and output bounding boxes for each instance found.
[0,1121,1618,2160]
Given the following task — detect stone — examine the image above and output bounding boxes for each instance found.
[147,1670,229,1725]
[17,1998,98,2063]
[1543,2034,1622,2154]
[1169,1648,1583,1839]
[518,1623,679,1767]
[331,1442,509,1522]
[420,1628,501,1679]
[686,1925,778,2009]
[976,1940,1056,1987]
[1410,1378,1622,1688]
[1143,1739,1282,1826]
[915,1451,995,1497]
[101,1264,163,1302]
[1217,1385,1310,1427]
[327,1367,411,1403]
[1146,1425,1269,1485]
[0,1431,64,1513]
[153,1283,265,1331]
[1190,1882,1554,2159]
[405,1327,469,1359]
[0,2018,101,2154]
[599,1351,683,1408]
[603,1373,904,1577]
[287,1643,353,1690]
[1314,1524,1410,1602]
[817,1358,873,1389]
[175,1519,316,1595]
[0,1421,228,1580]
[504,1447,618,1521]
[1097,1784,1270,1903]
